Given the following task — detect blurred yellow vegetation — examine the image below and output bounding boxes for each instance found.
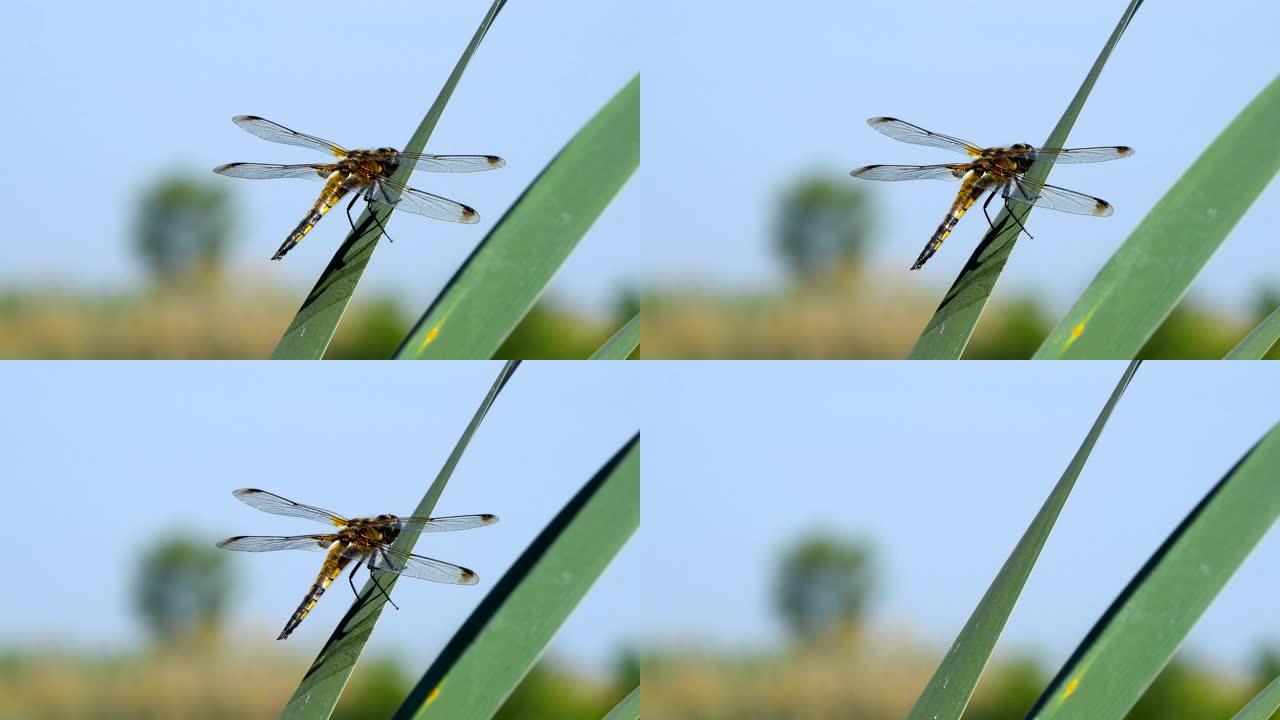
[641,629,1268,720]
[0,281,618,359]
[640,265,1269,359]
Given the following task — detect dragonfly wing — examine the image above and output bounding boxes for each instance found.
[1011,146,1135,164]
[866,117,983,156]
[213,163,334,180]
[395,514,499,532]
[371,546,479,585]
[231,116,349,158]
[366,179,479,223]
[1003,176,1113,216]
[850,164,968,182]
[395,153,505,173]
[216,534,336,552]
[230,488,349,526]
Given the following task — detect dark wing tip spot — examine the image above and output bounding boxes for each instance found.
[460,568,479,585]
[1117,146,1135,156]
[481,514,499,524]
[867,117,895,125]
[850,165,878,176]
[212,164,233,174]
[216,537,241,548]
[486,155,505,168]
[232,115,261,123]
[461,207,480,223]
[1094,199,1114,216]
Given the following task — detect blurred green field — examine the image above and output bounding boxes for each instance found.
[0,282,623,360]
[0,644,627,720]
[642,631,1277,720]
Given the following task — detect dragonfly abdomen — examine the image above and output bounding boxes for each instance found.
[278,554,350,640]
[272,173,350,260]
[912,177,985,270]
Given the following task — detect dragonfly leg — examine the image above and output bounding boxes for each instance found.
[348,559,363,599]
[986,186,1034,240]
[367,202,395,245]
[369,559,400,610]
[344,193,361,237]
[1006,206,1035,240]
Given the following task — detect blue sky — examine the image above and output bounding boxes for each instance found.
[635,362,1280,677]
[0,2,638,315]
[640,1,1280,316]
[0,362,639,676]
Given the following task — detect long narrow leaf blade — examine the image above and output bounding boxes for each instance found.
[279,360,520,719]
[1230,674,1280,720]
[602,686,640,720]
[1036,74,1280,359]
[905,361,1140,720]
[271,0,507,359]
[394,75,640,359]
[908,0,1144,359]
[1225,303,1280,359]
[1028,419,1280,719]
[589,314,640,359]
[392,433,640,720]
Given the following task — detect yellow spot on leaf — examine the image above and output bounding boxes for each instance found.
[417,324,441,352]
[1064,677,1079,698]
[426,685,441,706]
[1067,322,1085,347]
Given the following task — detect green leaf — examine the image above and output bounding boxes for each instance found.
[1027,418,1280,719]
[1230,674,1280,720]
[1036,74,1280,359]
[278,360,520,720]
[270,0,508,360]
[394,75,640,359]
[391,433,640,720]
[1225,303,1280,359]
[589,314,640,359]
[905,361,1140,720]
[602,686,640,720]
[908,0,1144,359]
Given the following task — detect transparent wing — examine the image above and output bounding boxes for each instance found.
[230,488,349,526]
[866,117,983,156]
[1006,146,1135,164]
[1002,176,1114,216]
[216,534,337,552]
[394,514,499,533]
[850,163,968,182]
[366,178,479,223]
[395,153,505,173]
[370,546,479,585]
[213,163,335,180]
[231,116,348,158]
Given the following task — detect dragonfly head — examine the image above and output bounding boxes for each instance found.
[1009,143,1036,171]
[374,513,403,541]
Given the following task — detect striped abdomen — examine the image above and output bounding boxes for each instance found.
[272,172,351,260]
[278,551,350,640]
[912,175,985,270]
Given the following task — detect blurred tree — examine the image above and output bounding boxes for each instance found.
[494,660,614,720]
[1128,655,1241,720]
[132,534,233,644]
[773,533,875,641]
[333,657,409,720]
[134,174,234,283]
[774,175,873,278]
[494,299,613,359]
[327,297,410,359]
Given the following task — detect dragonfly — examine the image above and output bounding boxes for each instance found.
[217,488,497,640]
[214,116,504,260]
[849,117,1133,270]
